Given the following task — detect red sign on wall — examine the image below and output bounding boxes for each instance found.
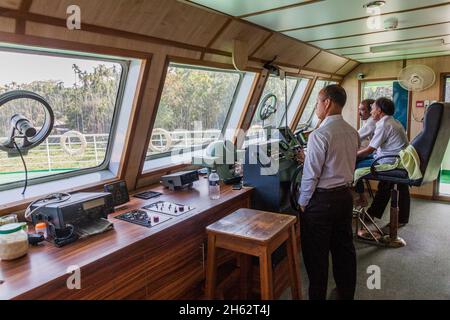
[416,101,425,108]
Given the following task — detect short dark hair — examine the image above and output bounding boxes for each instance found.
[375,97,395,116]
[361,99,375,111]
[321,84,347,107]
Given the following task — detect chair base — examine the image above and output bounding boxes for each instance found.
[380,235,407,248]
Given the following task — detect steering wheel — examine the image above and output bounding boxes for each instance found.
[258,94,277,121]
[289,165,303,212]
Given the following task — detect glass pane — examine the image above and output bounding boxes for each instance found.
[362,80,394,100]
[146,64,241,159]
[0,50,123,187]
[297,80,336,130]
[247,76,298,141]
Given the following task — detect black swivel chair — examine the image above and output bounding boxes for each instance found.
[357,102,450,248]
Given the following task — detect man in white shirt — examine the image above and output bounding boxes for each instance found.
[299,85,359,300]
[358,99,376,144]
[357,97,410,226]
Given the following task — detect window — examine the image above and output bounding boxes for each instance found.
[361,80,393,100]
[0,48,126,189]
[297,80,336,131]
[246,76,309,143]
[145,64,242,162]
[361,80,409,130]
[248,76,298,133]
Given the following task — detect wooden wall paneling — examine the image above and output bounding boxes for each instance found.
[125,54,170,190]
[117,57,152,181]
[290,77,318,129]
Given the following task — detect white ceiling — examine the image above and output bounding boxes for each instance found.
[188,0,450,63]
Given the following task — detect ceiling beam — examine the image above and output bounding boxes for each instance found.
[238,0,325,19]
[15,0,33,34]
[326,33,450,51]
[278,2,450,33]
[200,17,233,60]
[307,21,450,43]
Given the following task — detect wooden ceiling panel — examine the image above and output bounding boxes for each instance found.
[253,33,320,68]
[30,0,228,47]
[0,0,21,9]
[0,17,15,33]
[24,21,202,60]
[306,51,348,72]
[209,20,271,54]
[335,60,359,76]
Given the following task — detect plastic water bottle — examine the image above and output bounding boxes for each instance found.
[209,170,220,200]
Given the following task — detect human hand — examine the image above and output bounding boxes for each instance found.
[295,148,305,164]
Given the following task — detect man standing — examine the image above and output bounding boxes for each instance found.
[299,85,359,300]
[358,99,376,143]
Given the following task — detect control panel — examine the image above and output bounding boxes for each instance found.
[143,201,195,217]
[115,209,171,228]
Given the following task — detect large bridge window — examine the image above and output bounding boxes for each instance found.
[144,64,243,168]
[0,48,126,190]
[297,80,336,131]
[247,76,308,143]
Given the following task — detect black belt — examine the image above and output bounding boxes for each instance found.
[316,185,351,193]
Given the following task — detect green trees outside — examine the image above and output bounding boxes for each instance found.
[154,66,241,132]
[0,64,121,137]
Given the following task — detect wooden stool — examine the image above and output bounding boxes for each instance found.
[205,208,302,300]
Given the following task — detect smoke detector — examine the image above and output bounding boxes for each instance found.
[384,17,398,30]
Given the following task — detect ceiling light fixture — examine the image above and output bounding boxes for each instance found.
[370,39,445,53]
[363,1,386,9]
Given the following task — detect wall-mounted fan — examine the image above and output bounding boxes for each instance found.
[397,65,436,92]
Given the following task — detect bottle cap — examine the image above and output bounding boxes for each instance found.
[35,223,47,229]
[0,222,27,235]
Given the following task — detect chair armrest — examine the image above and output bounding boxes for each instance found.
[370,155,400,175]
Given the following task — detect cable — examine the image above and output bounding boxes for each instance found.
[12,140,28,195]
[24,192,72,221]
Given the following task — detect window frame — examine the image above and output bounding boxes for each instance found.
[0,45,130,192]
[144,63,245,162]
[247,75,301,132]
[296,79,337,131]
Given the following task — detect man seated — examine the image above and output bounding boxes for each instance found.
[358,99,376,146]
[356,97,410,228]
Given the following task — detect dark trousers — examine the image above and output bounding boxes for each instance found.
[367,181,411,224]
[301,189,356,300]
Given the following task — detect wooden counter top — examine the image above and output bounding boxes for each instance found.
[0,179,253,300]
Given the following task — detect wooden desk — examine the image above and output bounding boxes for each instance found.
[0,179,253,300]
